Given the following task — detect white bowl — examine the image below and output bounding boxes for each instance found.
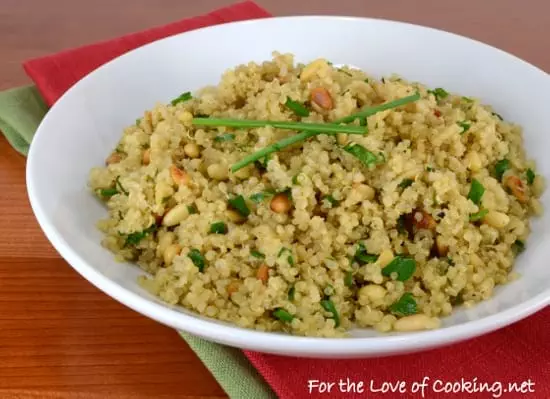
[27,16,550,358]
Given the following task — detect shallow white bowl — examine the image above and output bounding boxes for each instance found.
[27,16,550,358]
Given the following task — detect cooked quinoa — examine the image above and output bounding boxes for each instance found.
[88,52,545,337]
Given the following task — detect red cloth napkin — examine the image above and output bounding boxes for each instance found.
[23,2,549,398]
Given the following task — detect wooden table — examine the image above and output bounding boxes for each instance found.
[1,1,548,398]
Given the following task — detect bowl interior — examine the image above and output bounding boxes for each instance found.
[27,16,550,357]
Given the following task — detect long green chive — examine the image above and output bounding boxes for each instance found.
[285,97,310,117]
[230,93,420,172]
[320,299,340,327]
[171,92,192,105]
[193,118,367,135]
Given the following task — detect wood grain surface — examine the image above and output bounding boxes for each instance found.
[0,1,548,398]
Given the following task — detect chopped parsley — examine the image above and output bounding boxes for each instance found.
[288,285,296,301]
[428,88,449,100]
[209,221,228,235]
[389,293,417,316]
[457,121,471,134]
[99,187,118,198]
[344,271,354,287]
[228,195,250,218]
[494,159,510,182]
[381,256,416,281]
[187,248,205,272]
[323,195,339,207]
[467,179,485,205]
[343,143,379,167]
[526,168,536,185]
[278,247,294,266]
[512,239,525,254]
[250,250,265,259]
[284,97,310,117]
[469,208,489,222]
[214,133,236,142]
[354,243,379,264]
[398,178,414,189]
[273,308,294,323]
[187,204,198,214]
[124,224,157,247]
[171,91,192,105]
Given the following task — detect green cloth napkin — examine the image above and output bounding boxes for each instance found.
[0,85,275,399]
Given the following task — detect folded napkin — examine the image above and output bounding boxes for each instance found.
[2,1,548,398]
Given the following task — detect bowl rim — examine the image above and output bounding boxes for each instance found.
[26,15,550,357]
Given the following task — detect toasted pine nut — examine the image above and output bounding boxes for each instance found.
[436,235,449,257]
[106,153,122,165]
[207,163,229,180]
[142,149,151,165]
[353,184,375,201]
[270,193,292,214]
[163,243,182,265]
[226,280,240,296]
[170,165,190,186]
[256,264,269,284]
[337,133,348,145]
[394,314,441,332]
[376,249,394,268]
[310,87,333,110]
[483,210,510,229]
[226,209,245,224]
[184,143,200,158]
[504,175,528,203]
[162,203,189,227]
[300,58,329,81]
[412,210,436,230]
[157,231,175,256]
[358,285,387,305]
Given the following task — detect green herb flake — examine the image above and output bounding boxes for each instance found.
[288,285,296,301]
[526,168,536,185]
[285,97,310,117]
[249,193,266,203]
[124,224,157,247]
[398,178,414,189]
[462,96,474,103]
[171,91,192,106]
[494,159,510,182]
[457,121,471,134]
[364,78,369,83]
[343,143,379,167]
[320,299,340,327]
[323,195,339,207]
[426,166,435,172]
[214,133,236,142]
[161,196,171,204]
[188,248,206,272]
[467,179,485,205]
[428,88,449,100]
[381,255,416,281]
[209,221,228,235]
[512,239,525,254]
[273,308,294,323]
[135,118,142,126]
[187,204,198,214]
[469,208,489,222]
[99,188,118,198]
[228,195,250,218]
[287,255,295,266]
[354,243,379,264]
[344,271,354,287]
[115,176,129,195]
[292,174,300,185]
[446,256,455,266]
[250,250,265,259]
[389,293,418,316]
